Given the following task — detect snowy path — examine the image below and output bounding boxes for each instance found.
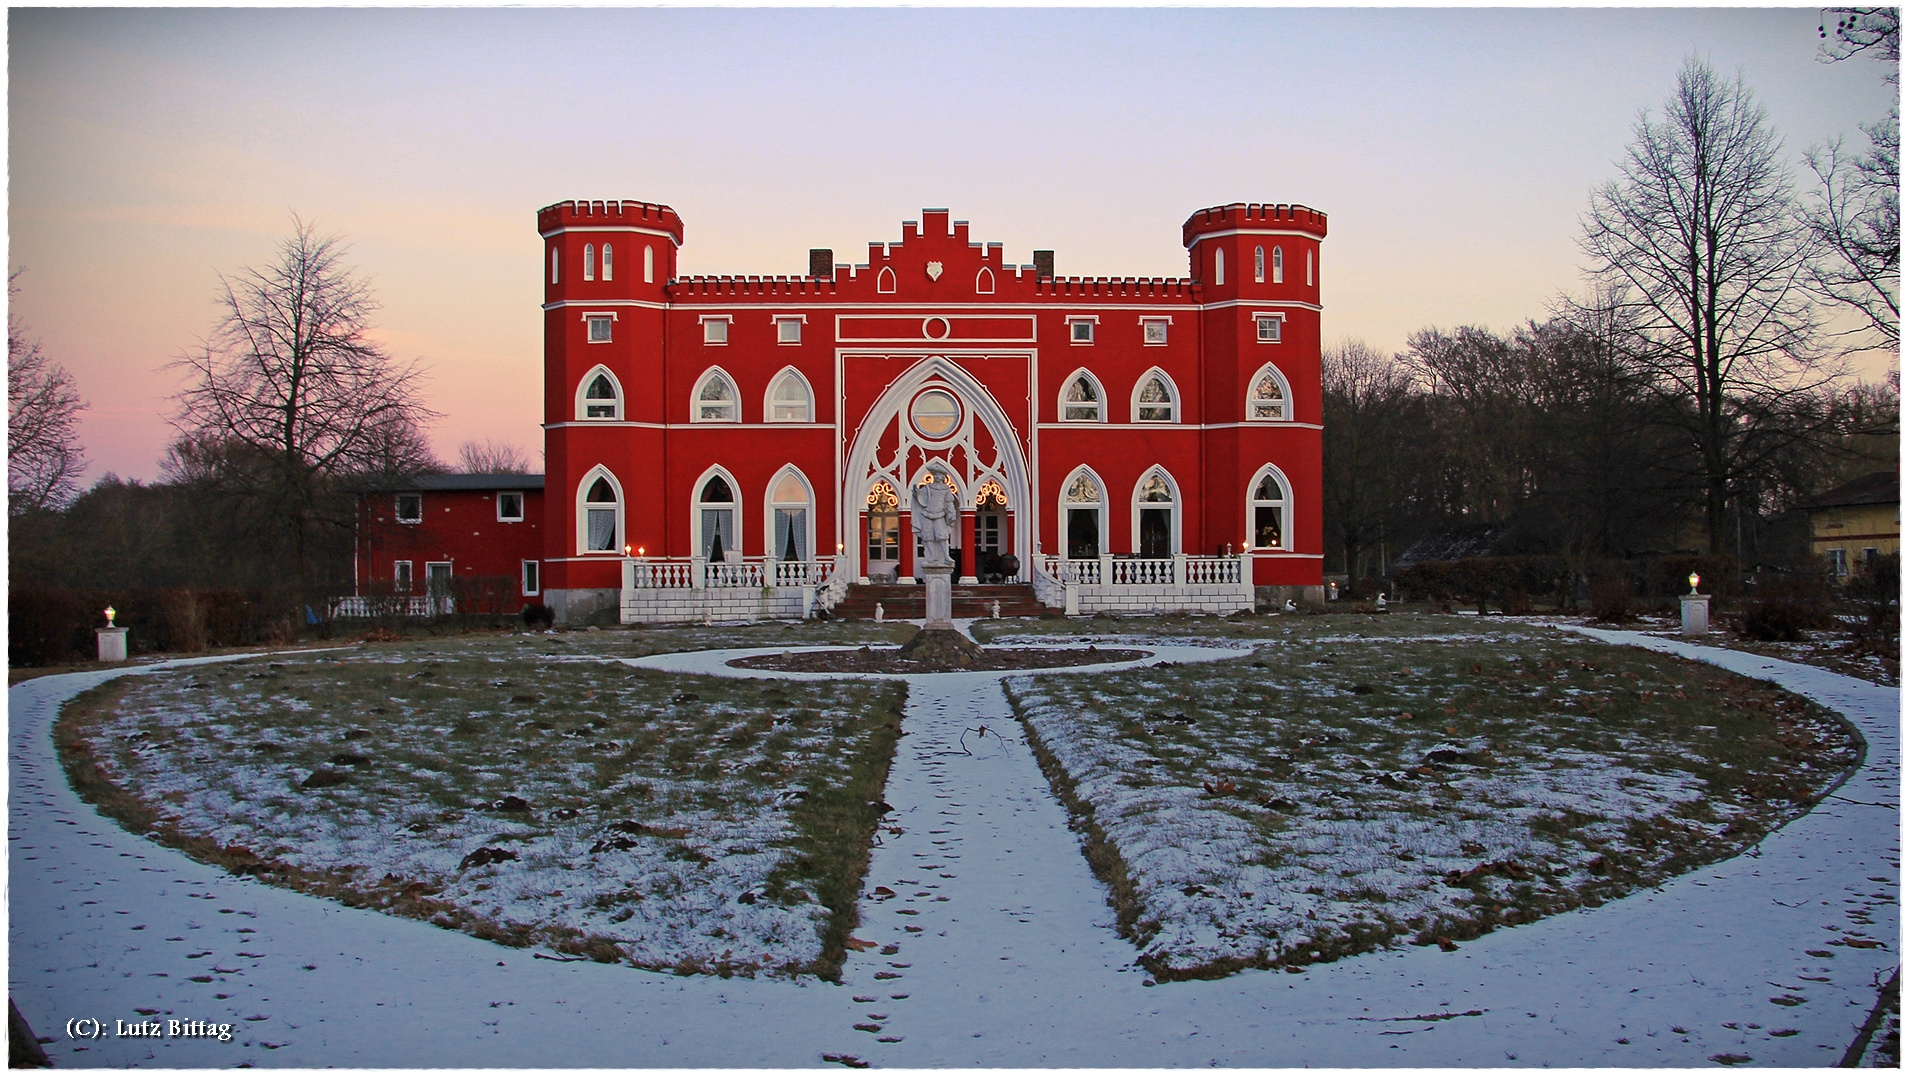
[10,632,1898,1066]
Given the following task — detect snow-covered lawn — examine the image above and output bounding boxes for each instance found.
[998,615,1861,978]
[57,630,908,977]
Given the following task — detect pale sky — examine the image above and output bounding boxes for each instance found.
[8,7,1897,485]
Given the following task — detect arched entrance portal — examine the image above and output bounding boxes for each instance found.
[842,356,1032,584]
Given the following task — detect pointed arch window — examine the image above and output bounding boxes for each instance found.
[1247,364,1290,421]
[577,367,622,420]
[1064,471,1104,559]
[866,480,901,571]
[580,473,621,553]
[1135,373,1177,422]
[1306,249,1314,286]
[1135,471,1176,558]
[877,266,897,294]
[1254,245,1266,283]
[976,266,995,294]
[769,470,811,562]
[550,245,560,284]
[694,369,738,422]
[1214,246,1225,286]
[767,369,813,423]
[601,244,613,281]
[1062,372,1103,422]
[1272,246,1284,283]
[583,244,596,281]
[1250,469,1290,551]
[698,474,737,561]
[643,244,655,284]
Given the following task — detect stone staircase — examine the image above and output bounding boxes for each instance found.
[832,582,1049,620]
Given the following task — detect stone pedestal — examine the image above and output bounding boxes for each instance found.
[922,562,954,629]
[1680,594,1710,636]
[96,627,128,663]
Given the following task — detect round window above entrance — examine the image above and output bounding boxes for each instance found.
[910,388,962,440]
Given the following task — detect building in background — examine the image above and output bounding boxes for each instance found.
[1802,471,1900,579]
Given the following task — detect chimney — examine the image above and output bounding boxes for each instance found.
[809,249,833,278]
[1033,250,1055,279]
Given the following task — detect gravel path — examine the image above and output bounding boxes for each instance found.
[10,630,1896,1067]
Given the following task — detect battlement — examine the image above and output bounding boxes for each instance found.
[671,275,842,297]
[1032,276,1196,299]
[538,199,684,245]
[1182,202,1327,246]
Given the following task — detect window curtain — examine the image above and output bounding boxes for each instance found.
[587,508,616,551]
[775,508,807,562]
[702,509,733,560]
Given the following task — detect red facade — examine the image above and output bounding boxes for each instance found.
[353,476,547,612]
[532,199,1327,621]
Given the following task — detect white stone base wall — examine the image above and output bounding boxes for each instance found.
[1069,583,1253,616]
[545,587,620,626]
[1255,584,1328,610]
[621,587,811,625]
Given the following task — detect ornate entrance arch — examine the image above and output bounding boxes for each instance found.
[841,355,1032,582]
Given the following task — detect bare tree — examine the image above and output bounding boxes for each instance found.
[457,438,531,474]
[1580,58,1830,553]
[8,271,89,513]
[169,218,436,588]
[1321,339,1414,584]
[1808,8,1900,355]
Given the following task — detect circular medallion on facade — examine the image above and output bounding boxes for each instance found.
[909,388,962,440]
[922,316,951,340]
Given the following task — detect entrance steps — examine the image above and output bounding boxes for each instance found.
[832,582,1049,620]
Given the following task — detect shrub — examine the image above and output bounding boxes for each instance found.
[1737,572,1835,642]
[521,603,555,629]
[1588,575,1632,622]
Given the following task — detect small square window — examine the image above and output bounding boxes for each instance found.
[776,318,802,344]
[498,491,525,522]
[522,560,541,596]
[1256,316,1282,344]
[1070,320,1094,343]
[1143,321,1168,345]
[587,316,613,343]
[395,493,423,523]
[703,319,729,345]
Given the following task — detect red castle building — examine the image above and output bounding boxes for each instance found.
[354,200,1326,624]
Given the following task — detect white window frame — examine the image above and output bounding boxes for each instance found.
[1131,367,1180,423]
[764,465,815,563]
[583,310,617,344]
[497,491,526,522]
[521,559,541,597]
[1141,316,1171,345]
[1060,466,1107,561]
[1254,311,1286,344]
[601,243,613,282]
[550,245,560,284]
[395,493,423,524]
[583,243,596,282]
[693,465,742,561]
[1067,316,1098,344]
[1248,465,1293,552]
[576,365,623,421]
[577,466,623,556]
[1245,362,1293,422]
[424,561,454,600]
[773,314,806,345]
[1827,547,1849,577]
[1059,369,1105,422]
[1306,248,1314,287]
[1254,245,1265,284]
[393,559,414,593]
[1272,245,1284,284]
[643,244,655,284]
[877,266,897,294]
[975,266,995,294]
[692,367,741,423]
[701,315,731,345]
[1130,467,1181,558]
[1215,246,1225,285]
[765,367,815,423]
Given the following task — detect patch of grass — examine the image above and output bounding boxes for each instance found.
[1000,613,1861,979]
[56,626,909,980]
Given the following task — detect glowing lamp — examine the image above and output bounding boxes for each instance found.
[624,544,633,556]
[638,546,646,558]
[104,605,117,626]
[1688,572,1701,595]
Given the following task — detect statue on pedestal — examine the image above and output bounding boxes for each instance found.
[911,478,959,568]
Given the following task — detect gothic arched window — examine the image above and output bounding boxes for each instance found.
[695,370,738,422]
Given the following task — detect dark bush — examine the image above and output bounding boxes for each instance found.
[521,603,555,629]
[1737,572,1836,642]
[1588,575,1632,622]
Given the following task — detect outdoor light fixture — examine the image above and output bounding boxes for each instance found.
[637,546,646,558]
[837,541,844,553]
[624,544,633,556]
[1689,572,1701,594]
[103,605,116,626]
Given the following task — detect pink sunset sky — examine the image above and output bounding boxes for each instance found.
[9,7,1896,486]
